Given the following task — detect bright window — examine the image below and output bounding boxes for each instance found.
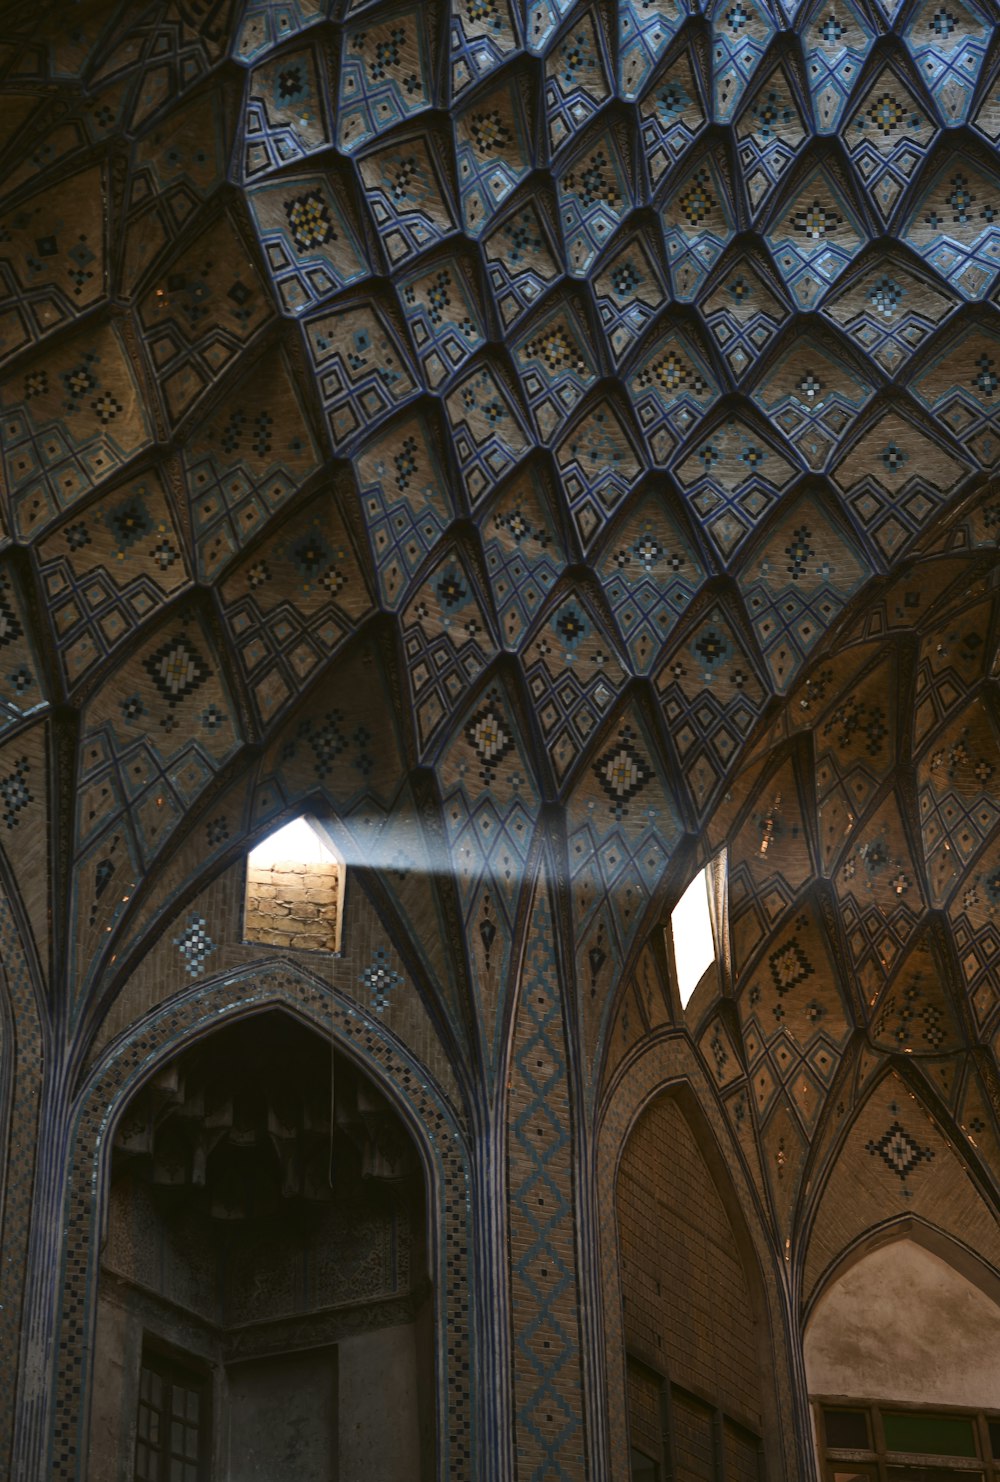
[671,860,719,1008]
[247,815,335,867]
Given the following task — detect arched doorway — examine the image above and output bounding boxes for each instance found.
[805,1227,1000,1481]
[87,1009,433,1481]
[615,1089,780,1481]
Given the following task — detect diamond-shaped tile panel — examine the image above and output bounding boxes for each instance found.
[811,648,896,872]
[242,45,330,180]
[545,9,610,153]
[597,492,706,673]
[524,0,576,54]
[182,350,320,582]
[674,412,798,564]
[840,64,938,226]
[917,696,1000,906]
[831,410,969,563]
[911,324,1000,469]
[513,295,598,441]
[660,152,736,301]
[235,1,325,64]
[914,594,994,747]
[638,45,707,187]
[445,359,532,506]
[138,213,274,427]
[354,409,454,609]
[869,925,964,1053]
[834,793,926,1004]
[766,163,867,309]
[76,606,240,869]
[480,463,567,648]
[455,77,532,236]
[750,330,874,471]
[737,904,851,1062]
[568,702,683,1049]
[801,0,874,134]
[735,61,808,218]
[0,165,106,366]
[483,196,563,328]
[655,600,769,816]
[246,171,368,316]
[700,254,789,381]
[338,5,433,154]
[400,547,497,756]
[450,0,520,98]
[902,154,1000,300]
[438,677,540,1065]
[728,756,814,966]
[710,0,776,123]
[821,256,957,376]
[591,227,668,366]
[626,323,719,464]
[557,123,632,276]
[618,0,688,100]
[219,490,373,727]
[738,493,866,691]
[0,319,153,542]
[521,590,628,781]
[902,0,990,126]
[37,468,192,692]
[122,89,230,295]
[358,133,457,264]
[555,396,644,550]
[304,297,418,453]
[949,833,1000,1026]
[397,252,486,388]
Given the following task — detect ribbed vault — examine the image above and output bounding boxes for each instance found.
[0,2,998,1470]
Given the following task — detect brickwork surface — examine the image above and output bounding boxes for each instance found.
[508,879,587,1480]
[244,857,341,953]
[617,1094,762,1431]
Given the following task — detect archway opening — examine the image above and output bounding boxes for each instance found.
[88,1009,433,1481]
[805,1233,1000,1481]
[616,1090,775,1482]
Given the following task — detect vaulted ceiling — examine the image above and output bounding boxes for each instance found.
[0,0,998,1139]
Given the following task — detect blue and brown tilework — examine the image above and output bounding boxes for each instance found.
[0,2,999,1474]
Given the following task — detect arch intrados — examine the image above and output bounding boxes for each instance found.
[83,988,446,1222]
[612,1077,775,1348]
[803,1213,1000,1328]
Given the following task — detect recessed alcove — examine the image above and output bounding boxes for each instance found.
[88,1010,433,1482]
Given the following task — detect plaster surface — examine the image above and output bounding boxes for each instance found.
[805,1239,1000,1410]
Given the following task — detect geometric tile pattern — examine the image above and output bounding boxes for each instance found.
[482,465,567,650]
[508,877,586,1477]
[35,469,192,691]
[568,704,683,1054]
[4,4,1000,1471]
[438,679,540,1075]
[655,601,769,816]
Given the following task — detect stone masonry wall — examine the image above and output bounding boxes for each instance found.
[244,858,341,954]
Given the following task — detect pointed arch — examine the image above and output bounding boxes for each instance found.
[42,963,476,1482]
[597,1036,809,1482]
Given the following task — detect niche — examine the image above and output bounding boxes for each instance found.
[616,1091,775,1482]
[88,1010,433,1482]
[806,1232,1000,1480]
